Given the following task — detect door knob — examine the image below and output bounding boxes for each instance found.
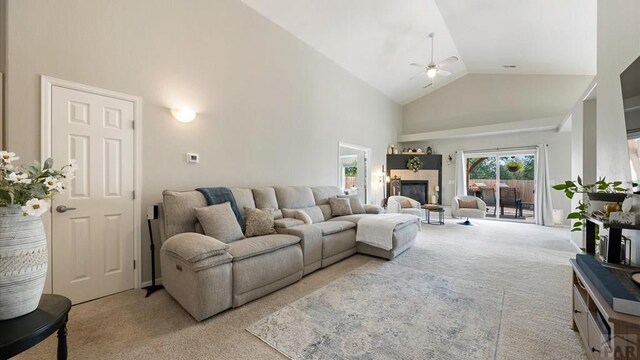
[56,205,77,213]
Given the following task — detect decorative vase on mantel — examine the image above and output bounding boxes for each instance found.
[0,205,47,320]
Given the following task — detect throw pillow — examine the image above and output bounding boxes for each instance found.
[338,194,366,214]
[458,199,478,209]
[295,210,313,224]
[399,198,414,208]
[194,202,245,243]
[329,197,353,216]
[244,207,277,237]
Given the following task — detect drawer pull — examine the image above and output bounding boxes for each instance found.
[591,347,600,353]
[574,309,582,314]
[576,276,587,290]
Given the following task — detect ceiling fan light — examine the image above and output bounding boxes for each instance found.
[426,68,438,78]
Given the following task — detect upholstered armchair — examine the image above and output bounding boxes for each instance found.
[451,195,487,225]
[386,196,422,217]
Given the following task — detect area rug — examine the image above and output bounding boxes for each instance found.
[247,261,504,360]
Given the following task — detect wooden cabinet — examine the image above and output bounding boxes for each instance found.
[571,260,640,359]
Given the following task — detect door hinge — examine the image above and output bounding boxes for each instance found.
[131,120,135,130]
[133,260,136,269]
[132,190,136,200]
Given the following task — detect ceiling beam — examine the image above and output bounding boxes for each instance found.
[398,116,563,142]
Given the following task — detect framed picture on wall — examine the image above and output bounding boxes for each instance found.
[390,176,401,196]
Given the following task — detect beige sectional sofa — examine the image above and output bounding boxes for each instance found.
[160,185,419,321]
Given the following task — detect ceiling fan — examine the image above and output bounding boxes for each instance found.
[410,32,459,88]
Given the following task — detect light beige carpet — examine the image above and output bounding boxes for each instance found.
[15,219,586,360]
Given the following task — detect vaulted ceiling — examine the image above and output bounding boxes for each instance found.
[240,0,597,105]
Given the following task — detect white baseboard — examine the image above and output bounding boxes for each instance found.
[140,278,162,288]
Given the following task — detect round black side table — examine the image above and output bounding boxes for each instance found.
[0,294,71,359]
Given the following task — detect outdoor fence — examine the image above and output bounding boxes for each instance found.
[469,179,535,203]
[345,176,358,190]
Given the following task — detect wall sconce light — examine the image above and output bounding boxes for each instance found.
[447,155,453,166]
[171,108,197,123]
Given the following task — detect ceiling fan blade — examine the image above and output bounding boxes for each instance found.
[423,83,433,89]
[437,56,459,67]
[410,63,426,68]
[437,69,451,77]
[410,71,426,80]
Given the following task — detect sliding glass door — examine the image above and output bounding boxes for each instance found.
[467,155,498,217]
[466,150,536,222]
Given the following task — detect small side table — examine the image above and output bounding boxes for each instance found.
[422,205,445,225]
[0,294,71,359]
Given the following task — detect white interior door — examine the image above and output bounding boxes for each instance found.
[51,85,135,304]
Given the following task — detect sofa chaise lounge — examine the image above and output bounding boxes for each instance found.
[160,185,419,321]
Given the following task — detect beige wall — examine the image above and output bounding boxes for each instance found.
[402,73,593,135]
[596,0,640,182]
[0,0,6,147]
[568,87,597,247]
[0,0,5,74]
[3,0,400,282]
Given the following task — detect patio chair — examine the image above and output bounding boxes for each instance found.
[499,187,523,218]
[480,188,497,216]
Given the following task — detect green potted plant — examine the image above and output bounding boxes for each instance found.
[552,176,627,232]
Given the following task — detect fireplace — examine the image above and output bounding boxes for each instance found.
[400,181,429,205]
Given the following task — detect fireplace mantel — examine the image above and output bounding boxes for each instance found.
[386,154,442,205]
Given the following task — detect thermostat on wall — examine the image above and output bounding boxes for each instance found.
[186,153,199,164]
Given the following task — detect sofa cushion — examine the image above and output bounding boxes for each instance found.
[274,218,305,229]
[273,209,283,220]
[338,194,366,214]
[230,188,256,218]
[364,204,384,214]
[244,208,277,237]
[194,222,205,234]
[227,234,301,261]
[311,186,343,205]
[318,204,332,221]
[328,214,371,224]
[195,202,245,243]
[163,190,208,239]
[282,206,324,224]
[295,210,313,224]
[330,197,353,216]
[274,186,315,209]
[313,221,356,236]
[252,187,279,209]
[162,232,229,263]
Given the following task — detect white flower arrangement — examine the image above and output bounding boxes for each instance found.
[0,151,76,216]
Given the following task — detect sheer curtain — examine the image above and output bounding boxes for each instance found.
[535,144,555,226]
[454,151,467,196]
